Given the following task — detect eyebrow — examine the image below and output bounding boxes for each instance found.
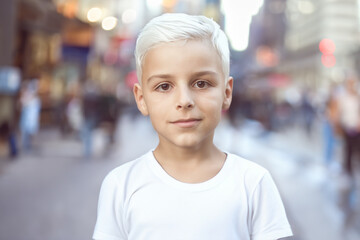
[146,71,218,83]
[146,74,173,83]
[192,71,219,78]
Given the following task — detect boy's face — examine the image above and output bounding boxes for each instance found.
[134,40,233,149]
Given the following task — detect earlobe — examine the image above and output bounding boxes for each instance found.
[133,83,149,116]
[222,77,233,110]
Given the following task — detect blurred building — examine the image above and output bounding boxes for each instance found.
[16,0,95,126]
[282,0,360,91]
[248,0,287,55]
[236,0,288,91]
[0,0,96,132]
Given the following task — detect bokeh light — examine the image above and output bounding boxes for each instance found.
[146,0,162,14]
[297,0,315,14]
[319,38,336,54]
[221,0,264,51]
[122,9,137,24]
[101,16,118,31]
[87,7,102,22]
[321,54,336,68]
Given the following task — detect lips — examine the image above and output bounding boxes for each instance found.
[170,118,202,128]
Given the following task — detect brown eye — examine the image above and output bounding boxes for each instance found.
[195,81,208,89]
[157,83,171,91]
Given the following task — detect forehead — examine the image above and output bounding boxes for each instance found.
[141,40,223,82]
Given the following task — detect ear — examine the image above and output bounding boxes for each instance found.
[133,83,149,116]
[222,77,233,111]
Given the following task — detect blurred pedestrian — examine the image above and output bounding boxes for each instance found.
[93,13,292,240]
[98,84,119,145]
[0,95,17,158]
[300,88,316,136]
[334,73,360,236]
[50,78,68,136]
[81,81,100,159]
[337,75,360,175]
[66,91,83,135]
[322,83,341,168]
[19,79,41,152]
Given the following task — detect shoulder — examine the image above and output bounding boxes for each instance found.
[102,151,153,188]
[226,152,270,186]
[227,152,268,174]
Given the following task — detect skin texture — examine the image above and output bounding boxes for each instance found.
[133,40,233,183]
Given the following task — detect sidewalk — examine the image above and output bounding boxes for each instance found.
[0,126,128,240]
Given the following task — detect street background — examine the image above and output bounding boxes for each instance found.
[1,0,360,239]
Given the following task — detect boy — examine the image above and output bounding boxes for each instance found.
[93,13,293,240]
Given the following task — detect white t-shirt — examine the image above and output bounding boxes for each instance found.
[93,151,292,240]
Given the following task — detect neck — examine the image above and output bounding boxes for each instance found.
[153,138,223,166]
[153,138,227,183]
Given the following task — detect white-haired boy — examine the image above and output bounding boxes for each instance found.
[93,13,293,240]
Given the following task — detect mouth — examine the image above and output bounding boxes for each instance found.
[170,118,202,128]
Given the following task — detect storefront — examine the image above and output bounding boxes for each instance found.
[14,0,94,127]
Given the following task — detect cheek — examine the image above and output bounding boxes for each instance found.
[197,95,223,120]
[146,98,169,118]
[198,91,224,109]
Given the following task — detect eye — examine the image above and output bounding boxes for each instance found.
[194,80,209,89]
[156,83,172,92]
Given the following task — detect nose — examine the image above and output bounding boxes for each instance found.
[176,86,194,110]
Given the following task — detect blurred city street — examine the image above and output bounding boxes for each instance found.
[2,0,360,240]
[0,110,359,240]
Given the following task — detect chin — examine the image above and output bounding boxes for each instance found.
[159,131,214,149]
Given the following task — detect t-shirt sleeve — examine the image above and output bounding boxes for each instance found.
[250,171,293,240]
[93,172,127,240]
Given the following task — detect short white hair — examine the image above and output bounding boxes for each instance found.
[135,13,230,83]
